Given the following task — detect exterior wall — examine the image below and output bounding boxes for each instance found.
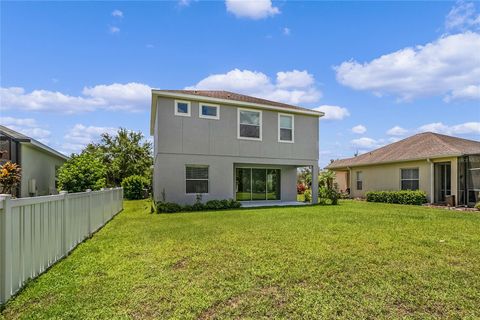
[153,96,319,203]
[154,153,312,204]
[343,157,458,203]
[155,97,319,162]
[20,144,66,197]
[333,171,349,192]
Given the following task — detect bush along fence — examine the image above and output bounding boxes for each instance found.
[0,188,123,304]
[366,190,428,205]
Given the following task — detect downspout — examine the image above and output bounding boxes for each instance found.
[427,158,434,203]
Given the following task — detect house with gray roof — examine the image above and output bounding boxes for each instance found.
[327,132,480,206]
[0,125,68,197]
[150,90,324,205]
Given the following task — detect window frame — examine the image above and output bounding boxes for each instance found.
[278,113,294,143]
[185,165,209,194]
[199,103,220,120]
[237,107,262,141]
[174,100,191,117]
[356,171,363,190]
[400,167,420,190]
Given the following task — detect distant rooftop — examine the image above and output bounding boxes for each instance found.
[327,132,480,169]
[0,125,69,160]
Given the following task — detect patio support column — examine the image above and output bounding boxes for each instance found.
[311,164,319,204]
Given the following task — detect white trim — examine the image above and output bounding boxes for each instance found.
[198,103,220,120]
[278,113,294,143]
[174,100,191,117]
[237,108,262,141]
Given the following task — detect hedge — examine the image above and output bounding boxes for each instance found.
[122,175,150,200]
[156,199,241,213]
[366,190,427,205]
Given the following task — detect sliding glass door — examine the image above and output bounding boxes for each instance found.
[236,168,281,201]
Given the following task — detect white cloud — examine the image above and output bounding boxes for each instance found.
[225,0,280,19]
[111,10,123,18]
[0,83,151,114]
[62,124,117,154]
[445,1,480,31]
[444,84,480,102]
[178,0,192,6]
[417,122,480,135]
[335,32,480,102]
[283,27,291,36]
[186,68,321,105]
[387,125,408,136]
[351,125,367,134]
[0,117,51,144]
[276,70,314,89]
[351,137,382,149]
[313,105,350,120]
[109,26,120,33]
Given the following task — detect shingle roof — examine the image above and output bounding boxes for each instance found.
[153,90,322,115]
[327,132,480,169]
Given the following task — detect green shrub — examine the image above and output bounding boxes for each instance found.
[58,153,106,193]
[304,189,312,202]
[366,190,427,205]
[122,175,150,200]
[318,186,339,205]
[156,198,241,213]
[475,202,480,210]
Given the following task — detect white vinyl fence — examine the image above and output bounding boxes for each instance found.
[0,188,123,304]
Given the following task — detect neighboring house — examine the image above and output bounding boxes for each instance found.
[0,125,68,197]
[150,90,323,205]
[327,132,480,207]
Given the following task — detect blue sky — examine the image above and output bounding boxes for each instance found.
[1,0,479,167]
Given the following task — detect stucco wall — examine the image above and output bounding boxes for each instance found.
[154,153,306,204]
[20,144,66,197]
[155,97,319,161]
[343,157,458,203]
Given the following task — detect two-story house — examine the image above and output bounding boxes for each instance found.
[150,90,323,205]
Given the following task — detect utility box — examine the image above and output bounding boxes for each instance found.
[445,195,455,207]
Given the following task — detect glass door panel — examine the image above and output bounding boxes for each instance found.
[267,169,281,200]
[251,169,267,200]
[236,168,252,201]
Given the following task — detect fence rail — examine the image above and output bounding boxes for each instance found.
[0,188,123,304]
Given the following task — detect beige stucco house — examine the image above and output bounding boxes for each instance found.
[0,125,68,197]
[327,132,480,207]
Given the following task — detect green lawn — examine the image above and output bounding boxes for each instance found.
[2,200,480,319]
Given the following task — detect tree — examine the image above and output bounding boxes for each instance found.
[84,128,152,187]
[57,153,106,192]
[0,162,21,195]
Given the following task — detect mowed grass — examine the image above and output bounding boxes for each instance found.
[2,200,480,319]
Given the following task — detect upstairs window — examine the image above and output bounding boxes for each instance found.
[401,168,419,190]
[186,166,209,194]
[238,108,262,140]
[174,100,191,117]
[278,114,294,142]
[199,103,220,120]
[356,171,363,190]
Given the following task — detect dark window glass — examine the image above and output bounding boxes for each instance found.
[177,102,189,114]
[401,180,419,190]
[280,128,292,141]
[356,181,362,190]
[401,168,419,190]
[240,124,260,139]
[201,105,217,117]
[186,166,208,194]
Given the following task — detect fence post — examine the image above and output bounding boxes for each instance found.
[100,188,106,223]
[0,194,13,304]
[86,189,92,235]
[59,191,68,254]
[110,188,114,218]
